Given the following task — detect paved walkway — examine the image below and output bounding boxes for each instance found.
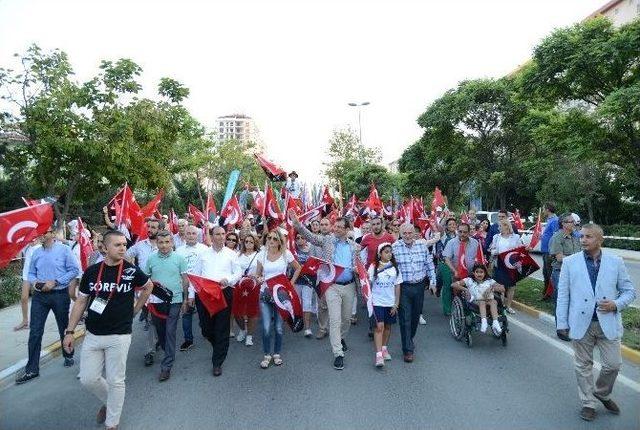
[0,299,67,375]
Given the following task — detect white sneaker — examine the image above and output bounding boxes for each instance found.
[492,320,502,335]
[236,330,246,342]
[506,307,516,315]
[230,331,236,338]
[419,315,427,325]
[304,329,313,338]
[375,353,384,368]
[381,346,392,361]
[245,335,253,346]
[480,318,488,333]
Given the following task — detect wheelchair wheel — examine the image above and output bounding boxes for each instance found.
[449,296,466,341]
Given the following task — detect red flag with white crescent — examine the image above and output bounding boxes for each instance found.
[186,274,228,316]
[355,259,374,318]
[188,204,206,226]
[0,202,54,268]
[77,217,94,271]
[498,246,540,283]
[364,184,383,214]
[264,186,284,230]
[232,276,260,318]
[265,274,303,332]
[254,153,287,182]
[220,196,243,226]
[300,256,345,297]
[431,186,445,211]
[529,209,542,250]
[168,208,179,234]
[298,204,325,225]
[456,240,469,279]
[205,192,217,222]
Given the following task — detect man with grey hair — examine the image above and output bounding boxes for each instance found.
[549,213,581,319]
[556,223,636,422]
[173,218,189,249]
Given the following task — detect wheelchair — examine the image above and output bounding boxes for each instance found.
[449,290,509,348]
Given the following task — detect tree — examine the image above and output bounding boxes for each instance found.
[205,138,265,197]
[522,17,640,195]
[0,45,212,224]
[324,127,381,187]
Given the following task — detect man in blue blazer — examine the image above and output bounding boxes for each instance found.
[556,223,636,422]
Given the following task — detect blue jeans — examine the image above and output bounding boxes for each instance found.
[551,268,561,324]
[260,300,283,355]
[182,305,195,342]
[26,290,73,374]
[398,280,425,354]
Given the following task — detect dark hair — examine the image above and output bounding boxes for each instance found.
[498,209,508,216]
[240,232,260,254]
[545,202,556,213]
[445,217,457,226]
[373,244,398,280]
[458,223,471,232]
[335,217,350,229]
[470,263,488,281]
[103,230,126,244]
[156,230,172,239]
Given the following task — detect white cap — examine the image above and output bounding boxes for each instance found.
[377,242,392,256]
[571,213,581,224]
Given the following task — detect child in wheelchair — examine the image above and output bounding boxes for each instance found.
[451,264,505,335]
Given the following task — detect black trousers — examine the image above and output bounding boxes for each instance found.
[195,287,234,368]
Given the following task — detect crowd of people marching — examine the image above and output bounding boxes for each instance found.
[5,170,636,429]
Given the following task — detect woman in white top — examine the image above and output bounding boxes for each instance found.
[255,229,301,368]
[233,233,261,346]
[489,220,523,313]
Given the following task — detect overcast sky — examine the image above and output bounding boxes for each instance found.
[0,0,605,183]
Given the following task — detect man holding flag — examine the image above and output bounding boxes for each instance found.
[289,210,360,371]
[194,226,241,377]
[442,223,481,316]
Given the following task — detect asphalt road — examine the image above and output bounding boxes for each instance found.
[530,254,640,307]
[1,297,639,430]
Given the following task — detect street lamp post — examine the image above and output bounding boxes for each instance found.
[348,101,370,144]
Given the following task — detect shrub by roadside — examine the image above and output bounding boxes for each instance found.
[514,277,640,351]
[0,263,22,309]
[603,224,640,252]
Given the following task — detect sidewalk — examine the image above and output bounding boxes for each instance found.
[606,247,640,262]
[0,299,82,381]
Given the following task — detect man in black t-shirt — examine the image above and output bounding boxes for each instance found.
[64,230,153,430]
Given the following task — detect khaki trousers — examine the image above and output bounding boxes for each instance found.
[80,332,132,428]
[325,282,356,357]
[572,321,622,408]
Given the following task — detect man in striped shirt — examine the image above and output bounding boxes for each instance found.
[392,223,435,363]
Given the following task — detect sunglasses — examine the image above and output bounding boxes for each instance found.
[226,238,238,242]
[268,236,279,241]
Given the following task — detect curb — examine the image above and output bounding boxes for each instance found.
[0,328,86,389]
[511,300,640,365]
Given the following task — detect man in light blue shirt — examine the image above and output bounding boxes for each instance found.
[17,227,80,384]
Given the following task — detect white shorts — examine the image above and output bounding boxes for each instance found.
[295,284,317,314]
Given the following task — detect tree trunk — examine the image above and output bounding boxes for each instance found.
[194,171,205,209]
[587,198,594,223]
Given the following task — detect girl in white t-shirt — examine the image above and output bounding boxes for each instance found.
[368,242,402,368]
[451,264,504,335]
[255,229,301,369]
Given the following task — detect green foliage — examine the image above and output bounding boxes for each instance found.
[324,127,382,186]
[0,263,22,309]
[0,45,213,225]
[603,224,640,251]
[400,17,640,222]
[206,138,265,194]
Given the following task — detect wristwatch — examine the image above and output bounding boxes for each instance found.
[65,330,74,335]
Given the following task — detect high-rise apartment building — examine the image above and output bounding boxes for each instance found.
[215,114,263,150]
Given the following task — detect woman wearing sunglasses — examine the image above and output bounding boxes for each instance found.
[255,229,302,368]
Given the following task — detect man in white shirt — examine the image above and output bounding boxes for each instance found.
[176,226,208,351]
[286,171,302,198]
[194,226,240,376]
[173,219,189,249]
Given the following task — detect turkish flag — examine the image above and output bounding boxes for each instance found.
[529,210,542,250]
[168,208,179,234]
[186,274,228,316]
[254,153,287,182]
[364,185,383,214]
[22,197,47,207]
[498,246,540,284]
[513,209,525,232]
[343,194,357,217]
[284,195,303,228]
[188,204,206,226]
[298,204,325,225]
[355,259,374,318]
[133,189,164,240]
[321,186,335,213]
[431,186,445,211]
[264,186,283,229]
[300,256,345,297]
[265,274,303,332]
[220,196,243,226]
[474,240,487,265]
[0,202,54,268]
[77,217,94,271]
[456,240,469,279]
[232,276,260,318]
[205,192,217,222]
